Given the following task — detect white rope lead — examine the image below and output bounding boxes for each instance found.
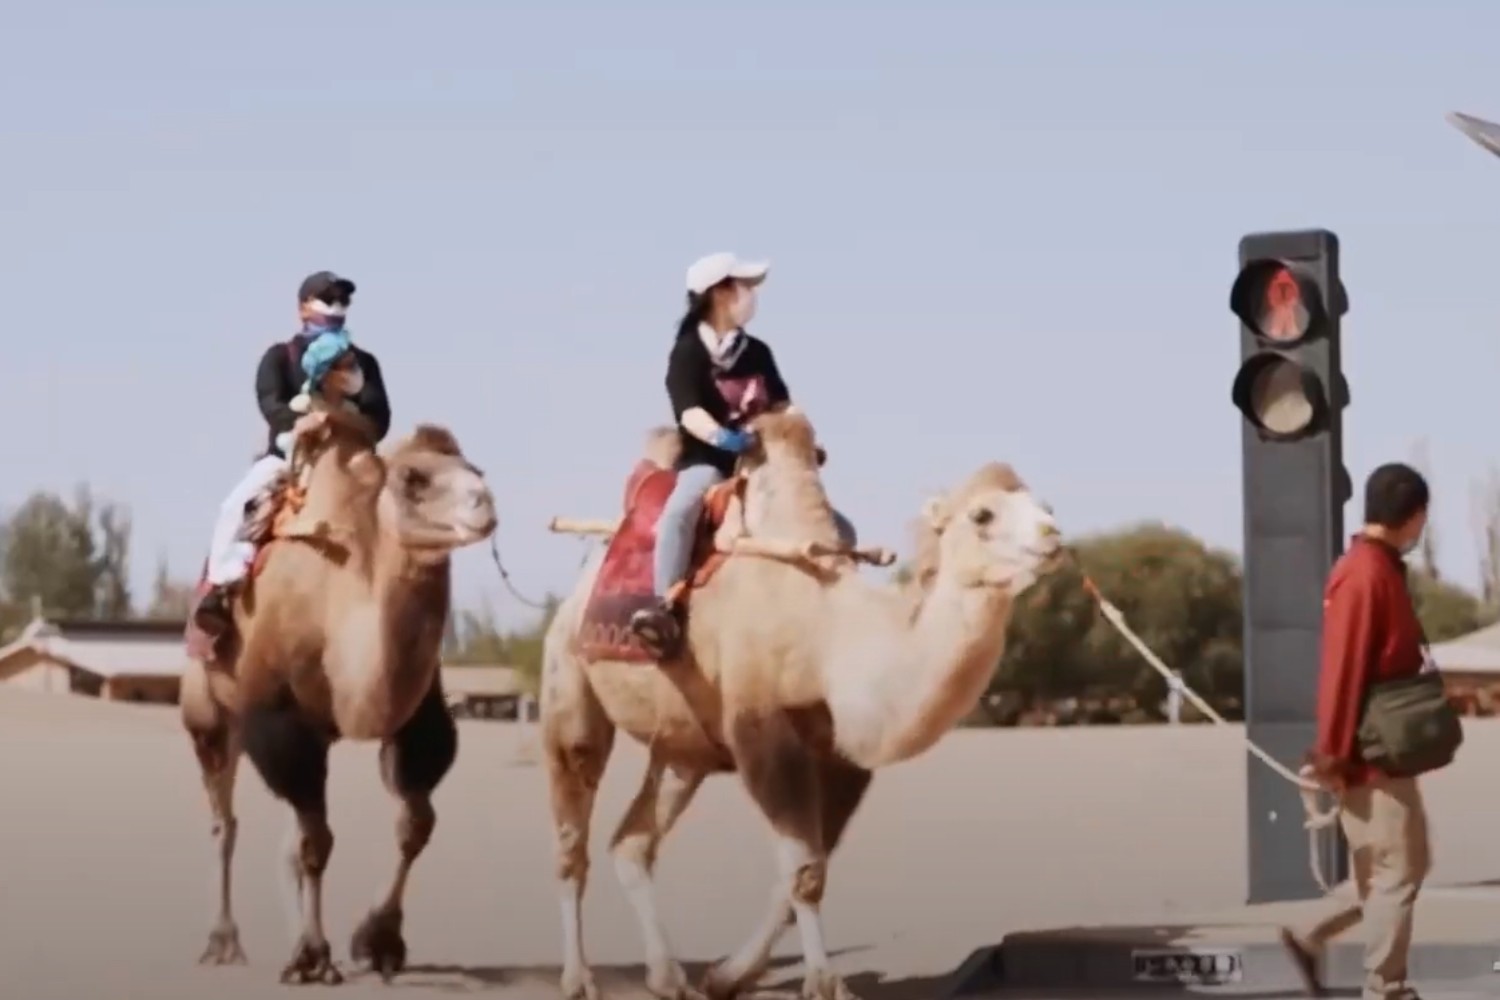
[1082,576,1341,893]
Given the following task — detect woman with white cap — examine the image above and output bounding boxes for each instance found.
[628,251,856,657]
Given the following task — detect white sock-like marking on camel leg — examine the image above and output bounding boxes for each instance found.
[614,848,679,975]
[776,835,832,975]
[558,875,587,983]
[712,891,793,988]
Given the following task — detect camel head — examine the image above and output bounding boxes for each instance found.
[378,425,497,559]
[916,462,1064,596]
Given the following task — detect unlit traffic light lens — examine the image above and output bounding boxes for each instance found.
[1246,355,1314,436]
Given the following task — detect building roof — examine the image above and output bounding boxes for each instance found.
[440,664,523,696]
[0,616,191,680]
[1429,621,1500,675]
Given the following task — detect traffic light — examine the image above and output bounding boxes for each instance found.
[1230,235,1347,441]
[1231,229,1350,904]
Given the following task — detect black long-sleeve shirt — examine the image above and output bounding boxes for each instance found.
[255,336,392,458]
[664,329,789,476]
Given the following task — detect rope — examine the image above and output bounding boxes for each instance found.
[488,537,554,611]
[486,535,599,613]
[1077,572,1342,893]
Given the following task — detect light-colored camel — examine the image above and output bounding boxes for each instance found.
[541,407,1063,1000]
[180,420,497,985]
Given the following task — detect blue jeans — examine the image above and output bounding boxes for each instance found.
[652,464,858,597]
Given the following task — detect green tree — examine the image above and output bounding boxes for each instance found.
[143,552,197,621]
[992,522,1244,720]
[1410,570,1495,643]
[0,486,135,620]
[442,597,561,695]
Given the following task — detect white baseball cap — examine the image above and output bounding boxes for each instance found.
[685,252,770,295]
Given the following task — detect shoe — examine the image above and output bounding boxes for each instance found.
[192,584,236,637]
[628,602,682,659]
[1279,928,1328,997]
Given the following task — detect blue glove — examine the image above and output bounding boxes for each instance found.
[712,427,754,454]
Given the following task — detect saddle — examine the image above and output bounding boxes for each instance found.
[572,460,740,664]
[182,470,313,663]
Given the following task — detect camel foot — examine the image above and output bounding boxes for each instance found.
[279,935,344,985]
[349,906,406,980]
[197,921,247,965]
[647,960,707,1000]
[698,963,743,1000]
[800,970,858,1000]
[560,967,601,1000]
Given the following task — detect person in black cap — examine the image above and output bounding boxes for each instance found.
[192,270,392,636]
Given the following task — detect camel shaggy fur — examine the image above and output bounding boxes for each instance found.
[541,407,1063,1000]
[180,420,497,985]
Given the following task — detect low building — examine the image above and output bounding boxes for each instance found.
[441,664,533,721]
[1428,622,1500,716]
[0,616,189,704]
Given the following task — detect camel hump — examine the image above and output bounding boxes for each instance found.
[641,426,682,470]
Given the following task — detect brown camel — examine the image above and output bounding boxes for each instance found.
[541,407,1063,1000]
[179,419,497,985]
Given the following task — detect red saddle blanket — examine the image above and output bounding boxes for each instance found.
[181,501,299,663]
[574,460,736,664]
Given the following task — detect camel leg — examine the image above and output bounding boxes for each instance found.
[350,678,458,980]
[703,755,871,996]
[610,757,707,999]
[182,663,248,966]
[704,729,873,1000]
[241,698,342,986]
[541,639,616,1000]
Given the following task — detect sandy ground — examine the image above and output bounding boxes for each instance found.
[2,688,1497,1000]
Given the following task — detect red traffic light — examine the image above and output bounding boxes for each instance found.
[1231,352,1328,441]
[1229,260,1325,345]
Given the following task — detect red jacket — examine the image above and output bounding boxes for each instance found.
[1315,535,1428,787]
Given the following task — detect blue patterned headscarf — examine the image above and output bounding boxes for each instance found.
[300,329,353,392]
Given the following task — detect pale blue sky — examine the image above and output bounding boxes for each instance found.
[5,1,1500,626]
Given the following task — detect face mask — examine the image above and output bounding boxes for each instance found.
[303,299,349,333]
[729,286,757,328]
[1400,531,1423,556]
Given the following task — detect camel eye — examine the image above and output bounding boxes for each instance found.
[399,467,431,495]
[970,506,994,526]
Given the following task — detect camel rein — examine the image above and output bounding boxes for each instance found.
[1072,565,1341,894]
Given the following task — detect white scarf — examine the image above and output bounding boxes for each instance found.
[698,322,749,369]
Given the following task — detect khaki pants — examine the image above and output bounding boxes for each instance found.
[1300,775,1431,998]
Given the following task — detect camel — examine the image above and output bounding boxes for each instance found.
[540,407,1064,1000]
[179,417,497,985]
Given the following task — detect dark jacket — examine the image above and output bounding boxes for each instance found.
[664,330,789,477]
[254,335,392,458]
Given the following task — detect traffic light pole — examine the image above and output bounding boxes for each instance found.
[1231,229,1351,903]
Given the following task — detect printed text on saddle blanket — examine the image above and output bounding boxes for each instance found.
[574,460,734,664]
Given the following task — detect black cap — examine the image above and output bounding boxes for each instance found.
[297,271,357,303]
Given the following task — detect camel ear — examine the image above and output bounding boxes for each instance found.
[921,495,951,529]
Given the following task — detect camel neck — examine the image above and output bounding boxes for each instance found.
[829,576,1013,769]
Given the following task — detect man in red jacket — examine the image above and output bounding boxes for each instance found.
[1281,462,1433,1000]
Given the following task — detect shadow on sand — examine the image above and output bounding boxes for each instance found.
[399,943,956,998]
